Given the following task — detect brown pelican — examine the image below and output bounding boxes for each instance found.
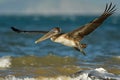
[11,3,116,56]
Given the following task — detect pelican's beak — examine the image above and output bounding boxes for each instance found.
[35,29,57,44]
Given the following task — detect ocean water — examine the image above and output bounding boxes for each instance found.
[0,15,120,80]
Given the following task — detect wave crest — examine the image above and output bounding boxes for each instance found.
[0,56,11,68]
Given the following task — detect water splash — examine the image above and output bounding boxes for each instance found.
[0,56,11,68]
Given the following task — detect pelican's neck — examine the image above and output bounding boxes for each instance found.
[50,34,63,41]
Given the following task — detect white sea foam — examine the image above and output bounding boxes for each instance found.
[4,75,36,80]
[72,68,120,80]
[114,56,120,59]
[0,56,11,68]
[2,68,120,80]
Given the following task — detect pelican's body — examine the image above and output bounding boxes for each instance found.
[51,34,76,47]
[11,3,116,56]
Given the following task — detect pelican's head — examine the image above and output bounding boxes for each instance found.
[35,27,61,44]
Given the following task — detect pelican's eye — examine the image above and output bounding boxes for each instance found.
[52,27,61,33]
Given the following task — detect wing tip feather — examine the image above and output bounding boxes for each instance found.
[104,3,116,14]
[11,26,21,33]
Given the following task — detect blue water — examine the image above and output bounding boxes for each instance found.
[0,15,120,77]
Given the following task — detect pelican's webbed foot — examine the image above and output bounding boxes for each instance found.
[80,48,86,56]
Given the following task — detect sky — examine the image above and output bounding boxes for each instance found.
[0,0,119,15]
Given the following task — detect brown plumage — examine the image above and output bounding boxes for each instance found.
[11,3,116,56]
[68,3,116,40]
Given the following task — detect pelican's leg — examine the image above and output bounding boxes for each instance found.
[75,42,86,56]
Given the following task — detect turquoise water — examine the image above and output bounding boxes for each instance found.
[0,15,120,79]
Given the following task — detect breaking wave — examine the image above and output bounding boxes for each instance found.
[0,68,120,80]
[0,55,77,68]
[0,56,120,80]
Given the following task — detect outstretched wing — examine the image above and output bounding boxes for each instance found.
[68,3,116,40]
[11,27,49,34]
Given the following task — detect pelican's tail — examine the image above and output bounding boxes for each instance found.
[80,44,87,48]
